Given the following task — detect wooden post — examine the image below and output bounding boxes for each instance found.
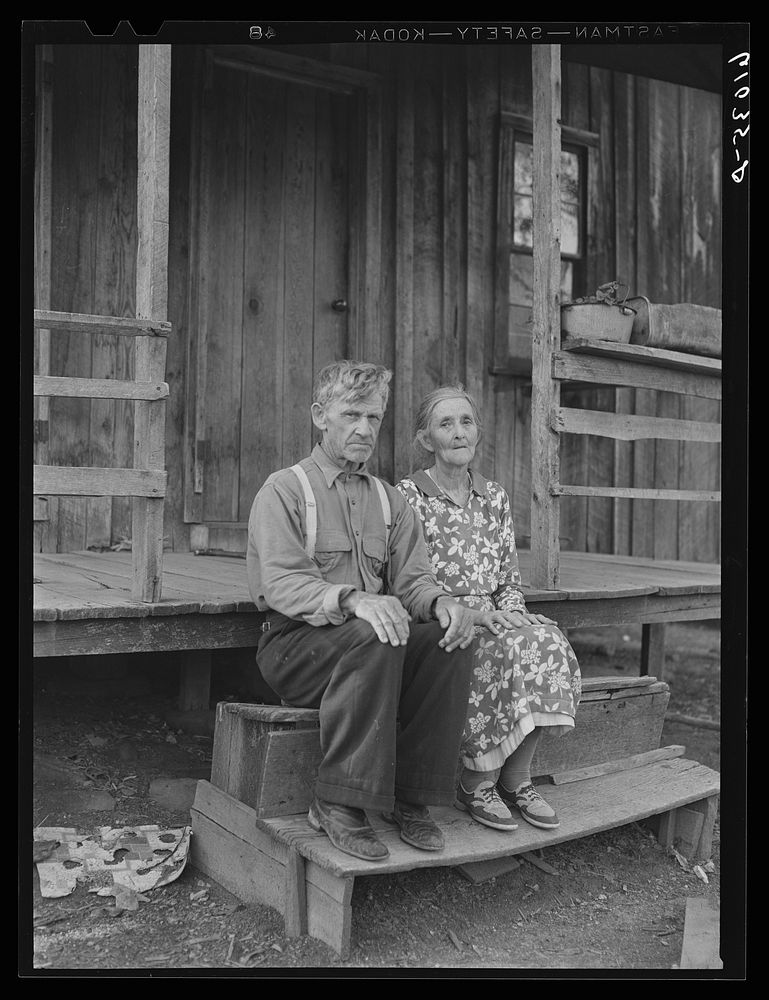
[655,795,718,862]
[133,45,171,602]
[34,45,54,552]
[178,651,212,712]
[681,795,718,862]
[394,52,414,485]
[530,45,562,590]
[671,805,705,857]
[284,848,308,937]
[656,807,677,850]
[641,622,667,678]
[305,863,355,960]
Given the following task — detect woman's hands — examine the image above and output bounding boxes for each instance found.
[348,591,557,649]
[476,609,557,635]
[435,602,559,643]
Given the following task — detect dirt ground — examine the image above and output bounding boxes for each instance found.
[23,621,732,978]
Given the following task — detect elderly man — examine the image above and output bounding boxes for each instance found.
[247,361,476,862]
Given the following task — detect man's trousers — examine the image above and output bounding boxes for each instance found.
[256,612,475,813]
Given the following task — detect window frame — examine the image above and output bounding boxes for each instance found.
[511,137,585,261]
[492,111,600,376]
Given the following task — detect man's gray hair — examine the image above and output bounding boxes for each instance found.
[313,360,393,411]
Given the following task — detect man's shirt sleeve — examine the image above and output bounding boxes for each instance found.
[247,473,355,626]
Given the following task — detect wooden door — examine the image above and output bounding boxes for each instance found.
[186,51,359,544]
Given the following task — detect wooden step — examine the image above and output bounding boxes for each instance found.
[210,677,670,819]
[253,755,718,878]
[190,751,719,958]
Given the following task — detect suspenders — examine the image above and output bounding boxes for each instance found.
[372,478,392,554]
[291,464,319,558]
[290,463,392,560]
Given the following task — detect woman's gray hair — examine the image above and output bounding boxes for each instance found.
[412,384,483,468]
[313,360,392,412]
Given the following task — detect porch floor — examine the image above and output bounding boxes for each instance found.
[32,549,720,660]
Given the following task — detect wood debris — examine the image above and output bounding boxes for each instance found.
[447,930,463,951]
[669,846,690,870]
[238,947,269,966]
[521,850,559,875]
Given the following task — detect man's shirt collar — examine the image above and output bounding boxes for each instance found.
[311,443,373,488]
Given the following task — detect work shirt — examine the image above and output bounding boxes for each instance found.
[247,444,448,627]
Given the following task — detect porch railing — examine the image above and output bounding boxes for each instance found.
[529,45,722,592]
[33,44,172,604]
[33,309,171,602]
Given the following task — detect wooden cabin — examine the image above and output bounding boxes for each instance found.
[31,38,723,698]
[27,33,736,959]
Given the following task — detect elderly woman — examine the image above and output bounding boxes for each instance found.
[396,385,581,832]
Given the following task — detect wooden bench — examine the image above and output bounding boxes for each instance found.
[190,675,720,958]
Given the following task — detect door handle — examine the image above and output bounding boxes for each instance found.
[331,299,348,313]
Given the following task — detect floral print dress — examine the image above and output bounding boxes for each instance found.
[396,469,581,772]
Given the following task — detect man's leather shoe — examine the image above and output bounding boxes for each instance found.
[307,797,390,861]
[385,800,445,852]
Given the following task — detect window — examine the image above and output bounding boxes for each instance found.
[493,114,595,374]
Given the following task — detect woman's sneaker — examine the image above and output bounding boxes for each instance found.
[498,781,560,829]
[455,780,518,831]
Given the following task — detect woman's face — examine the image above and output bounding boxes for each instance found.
[420,396,479,470]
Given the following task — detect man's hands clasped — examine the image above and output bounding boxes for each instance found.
[433,597,478,652]
[341,591,477,651]
[343,592,412,646]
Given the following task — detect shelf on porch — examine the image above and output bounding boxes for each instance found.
[558,336,722,377]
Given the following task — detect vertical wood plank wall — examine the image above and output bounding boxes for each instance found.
[44,45,139,554]
[165,46,196,550]
[37,44,721,564]
[677,88,722,563]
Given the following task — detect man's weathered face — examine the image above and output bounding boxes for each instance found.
[311,389,386,467]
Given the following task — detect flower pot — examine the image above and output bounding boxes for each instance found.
[560,301,636,343]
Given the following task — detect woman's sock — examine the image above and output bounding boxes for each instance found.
[498,729,542,793]
[498,730,559,826]
[459,766,500,792]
